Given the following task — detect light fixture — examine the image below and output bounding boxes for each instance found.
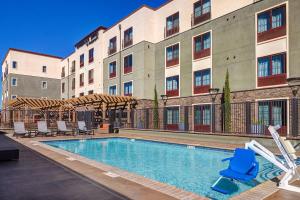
[209,88,220,102]
[161,94,168,106]
[287,77,300,97]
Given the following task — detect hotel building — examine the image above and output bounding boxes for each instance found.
[2,0,300,134]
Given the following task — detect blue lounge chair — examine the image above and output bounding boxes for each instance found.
[211,148,259,194]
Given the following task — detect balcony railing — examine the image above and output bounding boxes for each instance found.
[166,58,179,67]
[61,72,65,78]
[191,12,211,26]
[80,82,84,87]
[88,79,94,84]
[164,26,179,38]
[166,89,179,97]
[194,85,210,94]
[80,62,84,68]
[123,39,133,49]
[89,57,94,63]
[257,25,286,43]
[124,66,132,74]
[194,48,211,60]
[109,72,116,79]
[108,47,117,55]
[257,73,287,87]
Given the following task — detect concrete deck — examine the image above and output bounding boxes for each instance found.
[2,129,300,200]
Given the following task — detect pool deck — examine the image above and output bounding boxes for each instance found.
[2,129,300,200]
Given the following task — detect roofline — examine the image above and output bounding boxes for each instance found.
[104,0,174,33]
[74,26,107,48]
[1,48,63,66]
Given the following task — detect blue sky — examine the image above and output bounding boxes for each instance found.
[0,0,168,104]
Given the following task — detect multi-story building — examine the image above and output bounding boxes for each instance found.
[1,48,62,108]
[2,0,300,134]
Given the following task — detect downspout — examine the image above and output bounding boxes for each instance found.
[119,24,122,96]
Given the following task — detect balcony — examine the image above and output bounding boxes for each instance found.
[166,89,179,97]
[191,12,211,26]
[123,39,133,49]
[194,85,210,94]
[165,26,179,38]
[166,58,179,67]
[109,72,116,79]
[257,25,286,43]
[257,73,287,87]
[124,66,132,74]
[108,47,117,55]
[194,48,210,60]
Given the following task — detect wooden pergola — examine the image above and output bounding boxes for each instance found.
[8,94,137,111]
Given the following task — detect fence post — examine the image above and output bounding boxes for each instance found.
[291,98,299,137]
[184,106,189,131]
[245,101,251,134]
[145,109,149,129]
[212,104,216,133]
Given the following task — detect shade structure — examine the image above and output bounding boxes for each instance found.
[8,94,137,110]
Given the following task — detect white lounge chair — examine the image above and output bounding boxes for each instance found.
[245,125,300,193]
[77,121,94,135]
[37,121,55,136]
[13,122,32,138]
[57,121,73,135]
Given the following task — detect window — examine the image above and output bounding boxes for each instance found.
[72,78,75,90]
[61,67,65,78]
[166,12,179,37]
[109,37,117,55]
[42,66,47,73]
[258,100,287,135]
[194,105,211,132]
[72,95,75,98]
[109,61,116,78]
[166,76,179,97]
[80,54,84,67]
[194,32,211,59]
[88,69,94,84]
[193,0,211,25]
[88,90,93,95]
[11,95,17,99]
[166,107,179,130]
[109,85,117,95]
[124,81,133,96]
[12,61,17,69]
[41,81,47,89]
[89,48,94,63]
[62,83,65,93]
[166,43,179,67]
[257,5,286,42]
[124,27,133,48]
[11,77,17,86]
[257,52,286,87]
[194,69,211,94]
[79,92,84,97]
[124,54,133,74]
[71,61,76,73]
[80,73,84,87]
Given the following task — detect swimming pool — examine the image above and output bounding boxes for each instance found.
[44,138,283,200]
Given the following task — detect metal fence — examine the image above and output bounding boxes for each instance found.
[1,99,299,137]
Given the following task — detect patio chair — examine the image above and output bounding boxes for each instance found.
[13,122,32,138]
[77,121,94,135]
[37,121,55,136]
[211,148,259,194]
[57,121,73,135]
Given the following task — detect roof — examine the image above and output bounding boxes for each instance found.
[74,26,107,48]
[1,48,63,66]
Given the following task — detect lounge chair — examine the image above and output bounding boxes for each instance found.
[13,122,32,138]
[37,121,55,136]
[57,121,74,135]
[211,148,259,194]
[77,121,94,135]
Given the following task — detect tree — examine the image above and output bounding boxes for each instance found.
[223,69,231,132]
[153,85,159,129]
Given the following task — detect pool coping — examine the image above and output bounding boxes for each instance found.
[5,132,295,200]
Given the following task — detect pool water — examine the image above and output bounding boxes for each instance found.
[44,138,283,200]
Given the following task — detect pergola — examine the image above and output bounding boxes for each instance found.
[8,94,137,111]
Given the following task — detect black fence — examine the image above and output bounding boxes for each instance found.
[1,99,299,137]
[125,98,300,137]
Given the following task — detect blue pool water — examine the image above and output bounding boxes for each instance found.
[44,138,283,200]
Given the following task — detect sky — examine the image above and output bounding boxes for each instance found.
[0,0,168,104]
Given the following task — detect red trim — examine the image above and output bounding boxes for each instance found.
[166,124,179,131]
[194,124,210,132]
[194,85,210,94]
[166,89,179,97]
[109,72,116,78]
[194,48,210,60]
[124,66,132,74]
[166,58,179,67]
